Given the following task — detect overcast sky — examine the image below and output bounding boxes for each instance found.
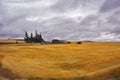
[0,0,120,41]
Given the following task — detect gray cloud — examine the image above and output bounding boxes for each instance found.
[100,0,120,12]
[51,0,82,12]
[0,0,120,41]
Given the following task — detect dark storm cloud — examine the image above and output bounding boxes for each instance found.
[100,0,120,12]
[0,0,120,41]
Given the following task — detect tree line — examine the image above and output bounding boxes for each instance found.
[24,30,81,44]
[24,30,45,43]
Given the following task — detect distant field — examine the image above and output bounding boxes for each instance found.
[0,40,120,80]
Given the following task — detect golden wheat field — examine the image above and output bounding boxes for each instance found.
[0,40,120,80]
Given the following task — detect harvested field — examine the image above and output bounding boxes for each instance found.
[0,40,120,80]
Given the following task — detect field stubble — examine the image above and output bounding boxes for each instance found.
[0,40,120,80]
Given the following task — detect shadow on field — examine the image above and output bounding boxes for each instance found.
[28,77,89,80]
[0,62,24,80]
[0,64,119,80]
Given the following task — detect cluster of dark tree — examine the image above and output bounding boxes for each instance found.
[51,39,71,44]
[24,30,82,44]
[24,30,45,43]
[77,41,82,44]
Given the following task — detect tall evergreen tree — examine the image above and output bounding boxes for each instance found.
[30,33,34,42]
[35,30,38,36]
[35,30,39,42]
[31,33,33,39]
[39,33,45,43]
[24,30,45,43]
[25,31,29,38]
[24,31,29,43]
